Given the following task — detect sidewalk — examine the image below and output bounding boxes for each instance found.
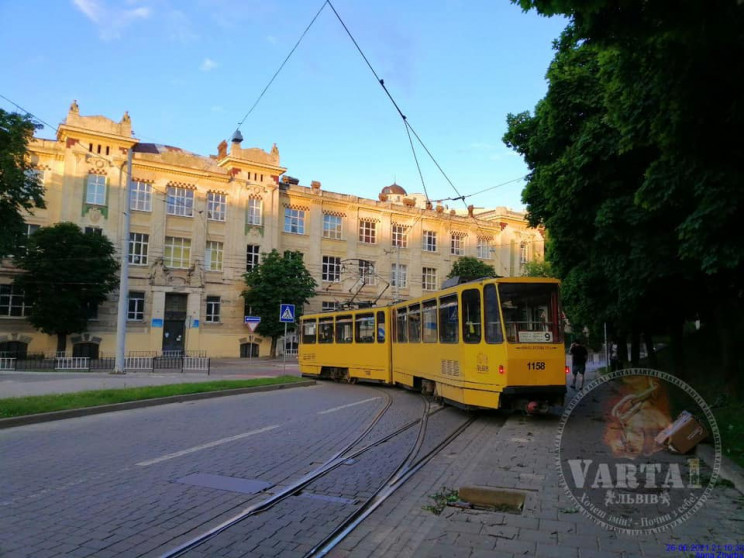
[339,364,744,558]
[0,357,299,398]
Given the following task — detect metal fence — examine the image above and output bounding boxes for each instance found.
[1,353,210,374]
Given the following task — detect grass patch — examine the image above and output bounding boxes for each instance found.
[423,487,459,515]
[0,376,304,419]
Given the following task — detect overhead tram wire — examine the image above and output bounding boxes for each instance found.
[324,0,432,205]
[236,0,329,131]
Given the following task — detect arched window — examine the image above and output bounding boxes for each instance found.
[240,342,259,358]
[73,342,99,359]
[0,341,28,359]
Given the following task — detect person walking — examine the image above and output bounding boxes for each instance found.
[569,339,589,390]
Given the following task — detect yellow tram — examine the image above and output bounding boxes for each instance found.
[299,277,567,412]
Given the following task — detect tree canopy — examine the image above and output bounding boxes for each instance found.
[242,249,318,357]
[0,109,46,259]
[14,222,119,353]
[505,0,744,391]
[447,257,498,283]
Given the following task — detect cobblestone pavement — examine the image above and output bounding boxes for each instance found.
[335,367,744,558]
[0,382,399,557]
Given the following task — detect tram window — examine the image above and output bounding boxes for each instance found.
[396,308,408,343]
[439,294,459,344]
[408,303,421,343]
[319,318,334,343]
[422,300,437,343]
[355,313,375,343]
[302,319,317,344]
[462,289,482,344]
[484,284,504,343]
[499,282,562,343]
[377,311,386,343]
[336,315,353,343]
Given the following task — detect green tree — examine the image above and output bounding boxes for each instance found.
[505,1,744,391]
[242,249,318,357]
[447,257,498,282]
[521,260,553,278]
[14,222,119,353]
[0,109,46,258]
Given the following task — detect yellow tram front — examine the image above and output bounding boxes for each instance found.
[390,277,566,412]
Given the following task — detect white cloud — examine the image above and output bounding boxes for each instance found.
[166,9,199,43]
[72,0,150,40]
[200,58,218,72]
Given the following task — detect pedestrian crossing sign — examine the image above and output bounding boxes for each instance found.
[280,304,295,323]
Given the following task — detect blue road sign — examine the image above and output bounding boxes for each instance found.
[244,316,261,332]
[280,304,295,323]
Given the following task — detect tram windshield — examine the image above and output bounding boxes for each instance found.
[498,282,562,343]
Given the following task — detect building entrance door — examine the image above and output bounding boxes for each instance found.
[162,293,188,354]
[162,320,185,354]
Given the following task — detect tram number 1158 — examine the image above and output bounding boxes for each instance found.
[527,361,546,371]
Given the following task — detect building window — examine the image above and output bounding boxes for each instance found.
[321,301,338,312]
[284,208,305,234]
[84,227,102,235]
[247,197,262,226]
[392,224,408,248]
[477,239,491,259]
[164,236,191,268]
[423,231,437,252]
[520,242,529,265]
[359,221,376,244]
[206,296,221,323]
[129,232,149,265]
[86,174,106,206]
[322,256,342,282]
[205,241,224,271]
[0,285,30,317]
[128,291,145,321]
[166,186,194,217]
[130,181,152,212]
[391,263,408,288]
[423,267,437,291]
[246,244,260,272]
[207,192,226,221]
[15,223,40,256]
[450,234,464,256]
[359,260,376,285]
[323,214,343,239]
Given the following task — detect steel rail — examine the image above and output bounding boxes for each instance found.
[306,414,477,557]
[161,389,444,557]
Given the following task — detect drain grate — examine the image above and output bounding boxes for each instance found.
[176,473,273,495]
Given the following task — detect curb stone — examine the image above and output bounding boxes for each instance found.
[696,443,744,494]
[0,379,316,429]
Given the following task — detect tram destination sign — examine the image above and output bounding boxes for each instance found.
[518,331,553,343]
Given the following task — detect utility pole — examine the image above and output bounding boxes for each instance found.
[114,148,133,374]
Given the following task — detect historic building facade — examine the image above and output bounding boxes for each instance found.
[0,103,545,358]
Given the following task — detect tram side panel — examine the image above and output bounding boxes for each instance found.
[299,310,391,384]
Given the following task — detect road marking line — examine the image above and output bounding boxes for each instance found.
[136,425,280,466]
[318,397,380,415]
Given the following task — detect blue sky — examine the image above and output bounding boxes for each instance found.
[1,0,566,211]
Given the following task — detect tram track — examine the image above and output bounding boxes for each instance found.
[160,388,474,558]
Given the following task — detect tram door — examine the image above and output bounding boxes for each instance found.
[162,293,187,354]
